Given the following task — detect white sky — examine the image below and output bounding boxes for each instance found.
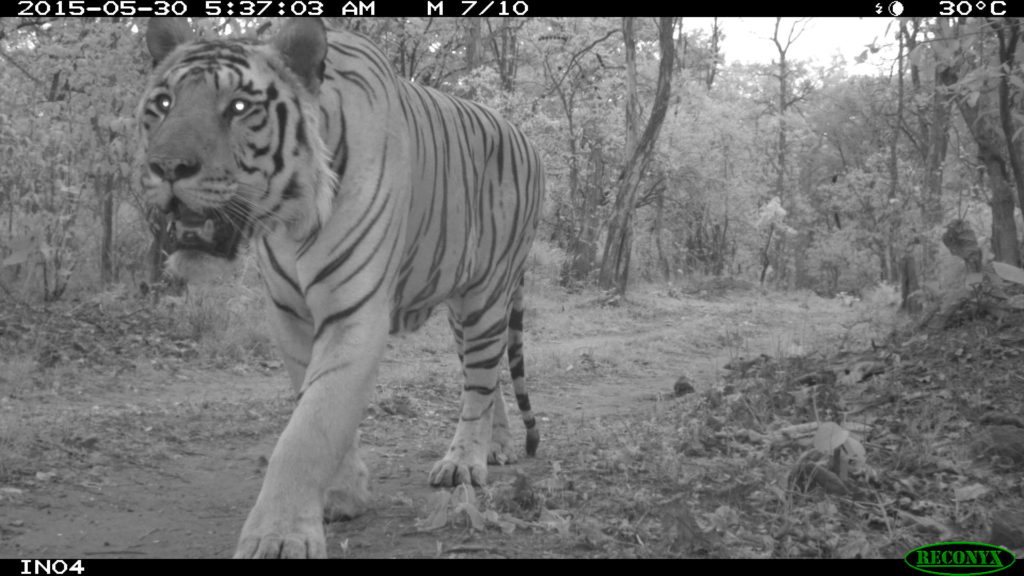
[682,17,899,75]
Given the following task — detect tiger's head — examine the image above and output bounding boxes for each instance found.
[138,18,335,280]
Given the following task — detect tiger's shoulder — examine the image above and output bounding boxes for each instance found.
[321,29,395,78]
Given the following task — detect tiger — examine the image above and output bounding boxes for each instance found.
[138,18,544,558]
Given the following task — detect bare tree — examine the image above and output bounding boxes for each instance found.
[759,18,809,286]
[598,17,678,294]
[951,20,1021,265]
[993,18,1024,214]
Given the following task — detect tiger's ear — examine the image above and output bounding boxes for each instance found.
[146,18,194,66]
[273,18,328,92]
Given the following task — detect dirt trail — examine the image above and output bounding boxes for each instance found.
[0,290,862,558]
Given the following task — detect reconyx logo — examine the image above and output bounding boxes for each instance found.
[905,542,1016,575]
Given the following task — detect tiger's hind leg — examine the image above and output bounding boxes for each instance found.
[448,306,516,467]
[487,385,517,465]
[430,296,510,486]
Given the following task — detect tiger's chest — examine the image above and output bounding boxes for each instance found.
[255,219,468,336]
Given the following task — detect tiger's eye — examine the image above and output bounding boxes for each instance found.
[228,99,251,116]
[155,94,172,112]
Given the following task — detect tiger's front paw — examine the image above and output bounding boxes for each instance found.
[234,505,326,558]
[324,457,372,522]
[487,427,518,466]
[318,431,372,522]
[428,448,487,487]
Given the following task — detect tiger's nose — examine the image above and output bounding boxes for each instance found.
[148,157,201,182]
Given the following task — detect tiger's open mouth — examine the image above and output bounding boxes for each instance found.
[167,198,245,260]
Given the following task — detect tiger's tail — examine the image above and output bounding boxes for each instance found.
[507,275,539,456]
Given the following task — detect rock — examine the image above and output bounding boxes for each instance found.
[673,376,694,397]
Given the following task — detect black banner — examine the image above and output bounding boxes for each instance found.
[0,558,913,572]
[8,0,1019,17]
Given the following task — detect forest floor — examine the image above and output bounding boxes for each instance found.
[1,281,1022,559]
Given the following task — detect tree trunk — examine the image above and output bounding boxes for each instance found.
[466,18,483,70]
[982,149,1020,264]
[490,19,518,92]
[887,21,904,287]
[706,18,720,90]
[561,144,605,285]
[99,174,114,285]
[764,18,807,287]
[902,19,955,301]
[654,188,670,280]
[623,18,640,159]
[994,19,1024,214]
[759,223,775,285]
[901,251,922,312]
[598,17,677,294]
[922,64,954,227]
[597,17,640,294]
[906,19,954,228]
[957,82,1021,265]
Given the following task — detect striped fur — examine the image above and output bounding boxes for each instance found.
[138,18,543,557]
